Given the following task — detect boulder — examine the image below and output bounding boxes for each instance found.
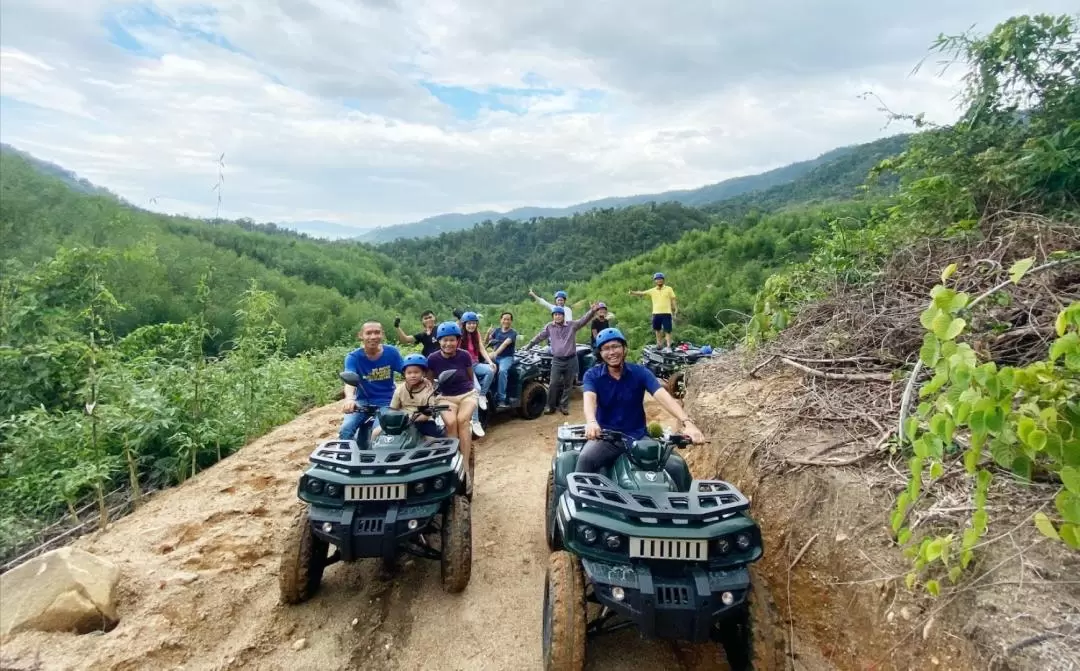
[0,546,121,636]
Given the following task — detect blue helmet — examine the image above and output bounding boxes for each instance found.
[701,345,714,355]
[554,290,568,300]
[436,321,462,339]
[653,272,665,280]
[461,311,479,323]
[551,306,565,316]
[594,327,627,349]
[403,353,428,370]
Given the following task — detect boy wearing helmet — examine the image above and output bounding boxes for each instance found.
[579,327,705,474]
[528,288,574,322]
[629,272,678,351]
[387,353,445,438]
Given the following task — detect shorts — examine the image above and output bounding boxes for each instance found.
[438,390,479,408]
[652,313,673,333]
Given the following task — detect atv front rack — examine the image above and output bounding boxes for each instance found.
[310,438,459,474]
[565,473,749,523]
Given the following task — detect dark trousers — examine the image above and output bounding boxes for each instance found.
[578,439,623,474]
[549,355,578,412]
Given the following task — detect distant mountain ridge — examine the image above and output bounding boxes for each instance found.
[357,135,910,243]
[0,143,118,199]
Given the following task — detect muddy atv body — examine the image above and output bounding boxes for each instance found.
[640,343,715,399]
[541,425,768,671]
[478,349,549,429]
[536,343,597,386]
[280,371,472,604]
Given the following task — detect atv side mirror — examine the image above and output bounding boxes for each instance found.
[435,369,457,390]
[340,371,362,387]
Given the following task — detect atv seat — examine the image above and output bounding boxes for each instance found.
[554,446,693,493]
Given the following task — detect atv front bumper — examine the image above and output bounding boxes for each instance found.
[307,501,443,562]
[581,559,750,642]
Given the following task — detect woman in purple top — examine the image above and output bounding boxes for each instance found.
[426,321,478,483]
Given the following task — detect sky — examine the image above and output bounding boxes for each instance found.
[0,1,1074,231]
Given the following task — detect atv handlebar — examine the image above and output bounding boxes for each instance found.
[596,428,695,448]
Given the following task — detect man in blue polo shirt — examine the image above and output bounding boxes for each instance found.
[578,327,705,474]
[339,320,405,440]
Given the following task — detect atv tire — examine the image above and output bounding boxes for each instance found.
[440,494,472,593]
[518,380,548,420]
[278,507,328,604]
[544,470,562,551]
[716,577,788,671]
[542,551,586,671]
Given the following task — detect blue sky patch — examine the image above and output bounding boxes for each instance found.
[102,3,243,57]
[422,82,588,119]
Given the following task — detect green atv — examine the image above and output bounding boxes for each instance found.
[279,370,472,603]
[478,348,550,429]
[542,425,777,670]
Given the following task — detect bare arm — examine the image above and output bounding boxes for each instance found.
[570,304,599,332]
[584,391,600,439]
[649,387,705,443]
[628,289,646,297]
[492,333,514,357]
[525,325,549,349]
[671,295,678,317]
[396,326,416,344]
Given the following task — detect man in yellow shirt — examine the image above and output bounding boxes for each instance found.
[629,272,678,350]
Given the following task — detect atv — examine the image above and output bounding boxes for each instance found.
[536,343,597,386]
[478,348,550,429]
[541,425,777,670]
[641,342,715,399]
[279,370,472,604]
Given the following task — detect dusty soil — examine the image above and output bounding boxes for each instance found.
[679,357,1080,671]
[0,394,759,671]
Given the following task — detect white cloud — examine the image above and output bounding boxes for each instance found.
[0,0,1075,231]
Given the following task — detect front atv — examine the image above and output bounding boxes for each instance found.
[279,371,472,603]
[478,349,549,429]
[641,343,715,399]
[541,425,781,670]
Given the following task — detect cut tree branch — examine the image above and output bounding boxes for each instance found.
[778,357,892,381]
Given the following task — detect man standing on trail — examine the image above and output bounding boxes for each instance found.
[339,321,405,440]
[529,288,574,322]
[629,272,677,351]
[394,310,439,356]
[578,327,704,475]
[525,303,599,415]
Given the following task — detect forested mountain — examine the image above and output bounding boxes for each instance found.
[0,151,463,357]
[358,134,910,243]
[374,133,907,303]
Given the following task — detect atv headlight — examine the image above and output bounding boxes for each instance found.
[432,476,446,490]
[307,478,325,494]
[413,481,426,495]
[326,484,341,498]
[578,525,598,545]
[735,533,751,550]
[714,537,731,554]
[603,533,623,551]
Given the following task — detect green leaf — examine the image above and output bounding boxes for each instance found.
[948,566,962,584]
[1011,455,1033,482]
[898,528,912,545]
[1056,490,1080,525]
[1008,257,1035,284]
[905,572,917,590]
[1050,332,1079,362]
[1061,466,1080,495]
[1026,429,1048,452]
[963,448,979,473]
[904,416,919,443]
[969,410,986,434]
[941,263,958,283]
[943,318,966,341]
[1033,512,1060,540]
[925,579,941,597]
[1057,309,1069,337]
[930,461,944,479]
[991,438,1015,467]
[1016,416,1036,445]
[919,333,941,366]
[920,306,940,331]
[950,292,970,311]
[1060,524,1080,550]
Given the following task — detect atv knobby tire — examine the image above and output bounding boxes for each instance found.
[278,507,328,604]
[542,551,586,671]
[663,371,686,399]
[717,577,788,671]
[544,470,562,551]
[440,494,472,593]
[518,380,548,419]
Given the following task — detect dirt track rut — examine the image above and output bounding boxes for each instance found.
[0,395,730,671]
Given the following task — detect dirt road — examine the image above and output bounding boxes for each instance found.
[0,396,726,671]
